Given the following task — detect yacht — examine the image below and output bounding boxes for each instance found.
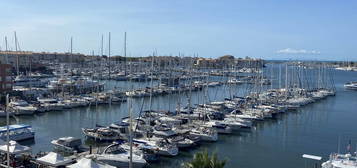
[82,127,122,141]
[189,127,218,142]
[8,99,37,115]
[157,116,182,126]
[119,142,159,163]
[344,82,357,90]
[152,125,177,138]
[133,138,179,157]
[223,117,251,129]
[94,143,147,168]
[51,137,86,154]
[0,124,35,141]
[322,153,357,168]
[14,75,45,87]
[108,121,145,140]
[37,98,64,111]
[167,135,195,148]
[226,110,264,121]
[204,121,232,134]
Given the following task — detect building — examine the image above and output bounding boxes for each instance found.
[0,64,13,93]
[195,55,265,68]
[0,51,86,70]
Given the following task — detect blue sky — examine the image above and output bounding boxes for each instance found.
[1,0,357,60]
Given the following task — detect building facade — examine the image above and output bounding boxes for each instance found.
[0,51,86,69]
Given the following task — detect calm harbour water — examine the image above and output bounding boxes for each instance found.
[1,67,357,168]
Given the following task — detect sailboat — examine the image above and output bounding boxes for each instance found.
[321,141,357,168]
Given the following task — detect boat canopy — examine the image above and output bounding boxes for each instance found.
[112,121,129,127]
[36,152,72,166]
[0,124,31,133]
[0,140,31,154]
[68,158,115,168]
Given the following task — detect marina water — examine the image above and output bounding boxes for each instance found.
[1,66,357,168]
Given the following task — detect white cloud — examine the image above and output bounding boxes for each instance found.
[276,48,321,54]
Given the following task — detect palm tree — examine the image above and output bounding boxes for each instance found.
[183,149,227,168]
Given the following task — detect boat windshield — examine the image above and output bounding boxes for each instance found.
[104,145,126,154]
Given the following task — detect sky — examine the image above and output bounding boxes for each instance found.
[1,0,357,60]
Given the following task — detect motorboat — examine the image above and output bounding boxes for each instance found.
[82,127,122,141]
[152,124,177,138]
[0,124,35,141]
[157,116,182,126]
[8,99,37,115]
[189,127,218,142]
[226,110,264,121]
[344,82,357,90]
[167,135,195,148]
[133,138,179,157]
[37,98,64,111]
[120,142,159,163]
[94,143,147,168]
[204,121,232,134]
[51,137,86,154]
[223,117,251,129]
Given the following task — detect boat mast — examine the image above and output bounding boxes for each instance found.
[69,37,73,96]
[270,64,273,90]
[4,39,10,168]
[14,31,19,76]
[203,64,209,122]
[29,48,32,76]
[285,63,288,96]
[70,37,73,75]
[187,55,193,110]
[149,52,154,111]
[124,32,127,75]
[101,34,104,57]
[125,32,132,168]
[4,37,8,64]
[5,94,10,168]
[108,32,111,79]
[100,34,104,80]
[279,63,282,89]
[176,53,181,113]
[128,81,133,168]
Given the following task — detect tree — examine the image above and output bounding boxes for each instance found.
[182,150,227,168]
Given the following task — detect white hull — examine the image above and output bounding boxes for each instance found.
[190,132,218,142]
[96,155,146,168]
